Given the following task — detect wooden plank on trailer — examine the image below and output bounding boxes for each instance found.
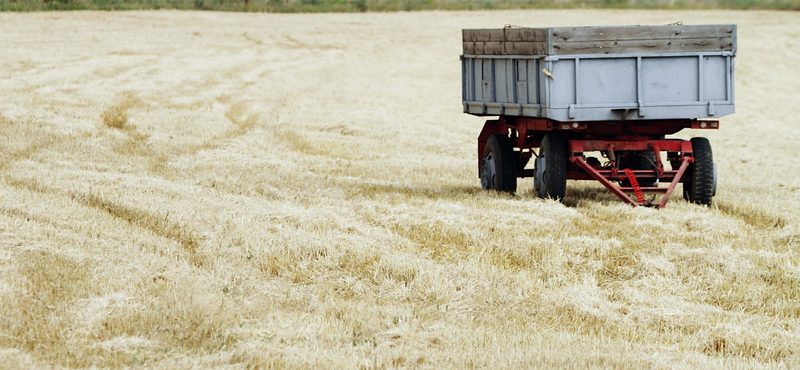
[463,29,480,42]
[463,42,475,54]
[464,28,547,43]
[472,42,485,55]
[463,29,505,42]
[550,25,735,42]
[552,37,734,55]
[463,25,736,56]
[504,28,547,42]
[465,41,547,55]
[483,42,504,55]
[503,41,548,55]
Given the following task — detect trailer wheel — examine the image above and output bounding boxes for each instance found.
[684,137,715,206]
[480,134,517,193]
[534,132,568,201]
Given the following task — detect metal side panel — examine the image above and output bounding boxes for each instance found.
[545,103,735,122]
[494,59,512,103]
[515,60,529,104]
[461,57,468,112]
[481,59,493,103]
[702,55,728,101]
[578,57,637,105]
[641,56,699,103]
[549,59,576,106]
[462,55,546,116]
[462,52,734,120]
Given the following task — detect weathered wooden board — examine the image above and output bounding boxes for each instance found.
[462,28,547,43]
[503,28,548,42]
[463,41,547,55]
[462,25,737,56]
[550,25,735,42]
[462,29,506,42]
[552,37,734,55]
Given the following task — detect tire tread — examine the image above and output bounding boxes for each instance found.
[688,137,714,206]
[485,134,517,193]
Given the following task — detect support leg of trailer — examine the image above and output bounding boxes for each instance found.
[572,156,639,206]
[656,155,692,208]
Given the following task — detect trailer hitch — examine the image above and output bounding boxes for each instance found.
[571,152,692,209]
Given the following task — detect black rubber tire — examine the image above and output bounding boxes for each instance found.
[480,134,517,193]
[534,132,568,201]
[684,137,714,206]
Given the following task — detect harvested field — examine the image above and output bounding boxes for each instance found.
[0,9,799,369]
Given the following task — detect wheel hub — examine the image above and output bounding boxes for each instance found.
[481,154,496,190]
[533,155,546,193]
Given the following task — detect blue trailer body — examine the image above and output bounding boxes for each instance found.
[461,25,736,122]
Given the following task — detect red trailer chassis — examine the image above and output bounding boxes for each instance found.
[478,117,718,208]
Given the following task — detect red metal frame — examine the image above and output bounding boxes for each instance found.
[478,117,719,208]
[569,141,693,208]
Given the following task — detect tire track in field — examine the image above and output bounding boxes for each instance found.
[0,124,206,267]
[0,205,116,254]
[181,100,263,157]
[2,177,205,268]
[97,93,268,195]
[0,139,56,172]
[0,206,76,234]
[714,201,787,230]
[76,191,204,267]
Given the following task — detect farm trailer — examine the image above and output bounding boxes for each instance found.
[462,24,736,207]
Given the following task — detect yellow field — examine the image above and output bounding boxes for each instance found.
[0,9,798,369]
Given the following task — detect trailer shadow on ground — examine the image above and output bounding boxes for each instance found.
[561,184,625,208]
[344,181,481,202]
